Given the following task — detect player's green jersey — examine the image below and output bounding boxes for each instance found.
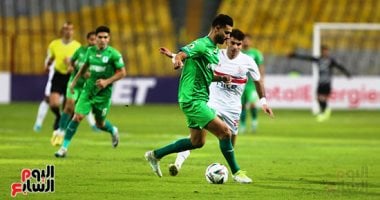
[242,48,264,91]
[243,48,264,66]
[178,36,219,103]
[82,45,125,97]
[69,46,90,88]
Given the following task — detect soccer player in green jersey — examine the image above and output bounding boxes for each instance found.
[145,14,252,183]
[239,34,265,133]
[51,31,98,146]
[55,26,126,157]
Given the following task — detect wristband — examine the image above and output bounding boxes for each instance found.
[259,97,267,105]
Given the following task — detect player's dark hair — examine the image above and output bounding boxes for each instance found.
[95,26,110,34]
[212,14,233,28]
[231,29,245,41]
[86,31,96,39]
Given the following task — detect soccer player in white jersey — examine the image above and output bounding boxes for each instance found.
[33,63,55,132]
[160,29,274,178]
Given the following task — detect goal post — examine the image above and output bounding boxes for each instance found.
[312,23,380,113]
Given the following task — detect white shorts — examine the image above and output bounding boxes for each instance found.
[44,65,55,96]
[216,110,240,135]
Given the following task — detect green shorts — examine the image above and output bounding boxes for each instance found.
[179,100,216,129]
[75,89,111,122]
[66,85,82,101]
[241,86,258,105]
[65,78,86,101]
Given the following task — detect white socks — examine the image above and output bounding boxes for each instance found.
[175,150,191,169]
[34,100,49,127]
[86,111,96,127]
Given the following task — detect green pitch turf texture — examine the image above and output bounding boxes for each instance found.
[0,103,379,199]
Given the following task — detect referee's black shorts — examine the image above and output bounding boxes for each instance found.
[317,83,331,95]
[50,71,70,95]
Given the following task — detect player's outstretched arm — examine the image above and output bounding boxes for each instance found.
[159,47,186,70]
[159,47,174,58]
[333,60,352,78]
[288,51,318,62]
[254,80,274,118]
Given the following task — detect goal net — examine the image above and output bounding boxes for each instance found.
[311,23,380,112]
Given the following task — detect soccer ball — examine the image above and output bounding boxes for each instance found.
[205,163,229,184]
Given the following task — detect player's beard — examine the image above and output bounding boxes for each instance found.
[214,34,226,44]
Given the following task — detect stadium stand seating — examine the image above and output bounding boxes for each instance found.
[218,0,380,75]
[0,0,379,75]
[219,0,380,54]
[0,0,177,76]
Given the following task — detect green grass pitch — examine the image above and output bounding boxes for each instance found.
[0,103,379,199]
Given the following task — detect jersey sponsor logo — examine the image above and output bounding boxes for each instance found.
[216,82,238,90]
[207,49,218,56]
[102,56,109,63]
[90,65,106,72]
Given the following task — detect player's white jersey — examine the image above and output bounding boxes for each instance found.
[208,49,261,115]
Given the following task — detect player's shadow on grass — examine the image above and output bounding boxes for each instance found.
[254,177,380,197]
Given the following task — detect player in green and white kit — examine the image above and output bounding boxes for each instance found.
[55,26,126,157]
[240,34,265,133]
[51,31,98,146]
[145,14,252,183]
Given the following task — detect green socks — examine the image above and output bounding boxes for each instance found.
[99,120,114,135]
[62,120,80,149]
[241,107,258,124]
[154,138,196,159]
[59,112,71,131]
[250,107,258,120]
[153,137,240,174]
[219,138,240,174]
[240,108,247,125]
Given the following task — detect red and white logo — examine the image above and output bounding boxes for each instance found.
[11,165,55,197]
